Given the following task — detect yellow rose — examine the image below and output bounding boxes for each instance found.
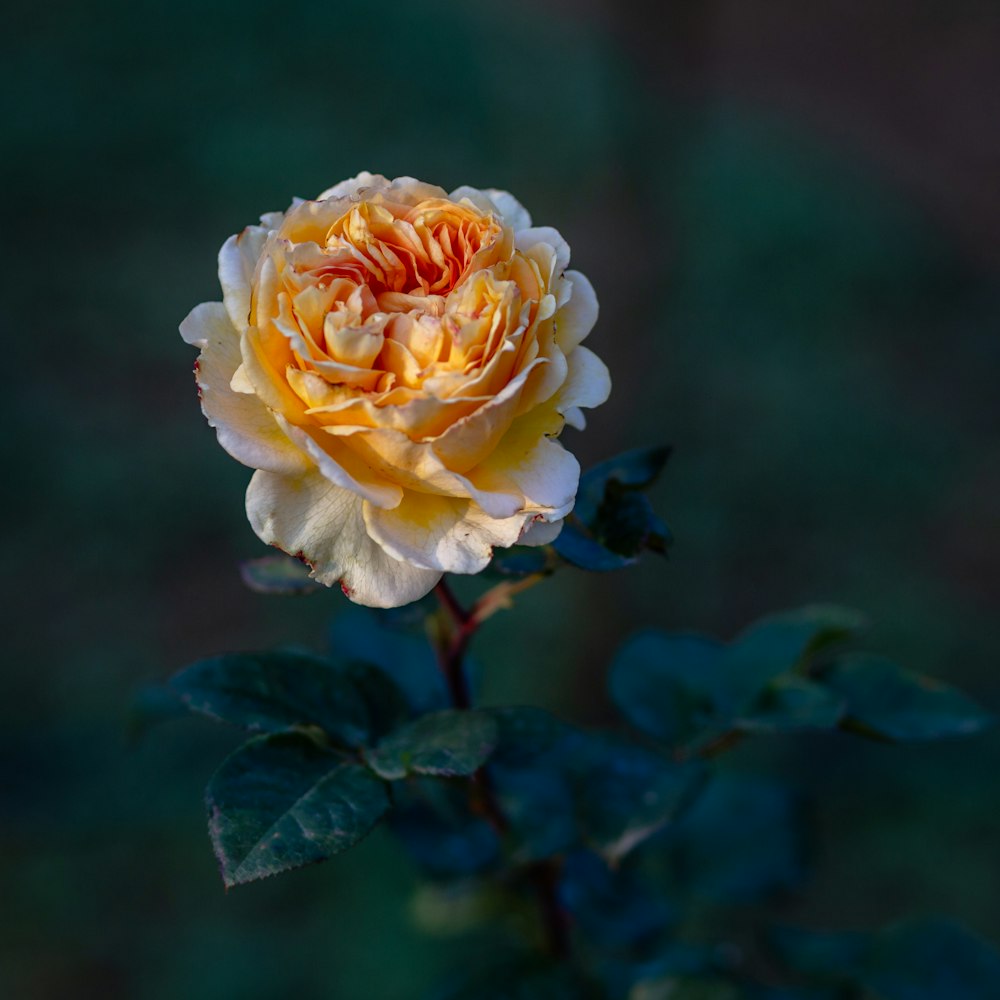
[180,173,610,607]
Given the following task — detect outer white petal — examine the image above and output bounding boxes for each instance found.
[363,492,527,575]
[519,516,564,546]
[316,172,386,201]
[515,227,571,273]
[246,469,440,608]
[556,270,599,351]
[179,302,309,475]
[470,410,581,518]
[553,346,612,418]
[218,225,270,334]
[483,189,532,231]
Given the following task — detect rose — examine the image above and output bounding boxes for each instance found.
[180,173,610,607]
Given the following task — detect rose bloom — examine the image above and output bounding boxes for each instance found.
[180,173,610,607]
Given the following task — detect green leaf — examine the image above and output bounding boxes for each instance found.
[610,607,867,748]
[669,774,805,901]
[168,651,371,748]
[489,706,573,767]
[736,676,846,734]
[562,732,706,863]
[862,917,1000,999]
[390,780,500,878]
[126,683,187,743]
[363,709,499,780]
[561,849,674,949]
[486,545,552,579]
[554,446,672,571]
[609,631,726,746]
[329,606,448,714]
[239,553,322,595]
[206,733,389,887]
[820,654,993,742]
[724,604,864,708]
[342,660,410,740]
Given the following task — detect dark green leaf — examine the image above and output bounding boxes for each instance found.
[609,631,726,746]
[574,446,672,523]
[724,605,864,709]
[562,732,706,862]
[669,775,805,901]
[821,654,993,742]
[169,651,370,747]
[561,850,674,949]
[862,917,1000,1000]
[343,660,410,740]
[554,446,672,571]
[206,733,389,887]
[486,545,552,578]
[390,781,500,878]
[364,709,498,780]
[489,706,573,768]
[239,554,322,595]
[736,676,846,734]
[329,606,447,714]
[493,765,577,862]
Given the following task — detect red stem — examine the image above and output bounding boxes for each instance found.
[432,577,570,960]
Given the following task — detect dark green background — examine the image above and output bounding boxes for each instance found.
[4,1,998,996]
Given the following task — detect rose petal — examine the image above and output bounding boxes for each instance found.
[553,345,611,417]
[469,407,580,517]
[179,302,308,475]
[246,468,440,607]
[519,516,564,547]
[555,270,599,352]
[218,225,270,334]
[363,491,527,574]
[275,417,403,510]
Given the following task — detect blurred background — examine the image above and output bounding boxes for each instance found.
[3,0,999,996]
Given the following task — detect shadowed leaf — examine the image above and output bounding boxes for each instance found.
[206,733,389,887]
[169,651,371,747]
[821,654,993,742]
[363,709,499,780]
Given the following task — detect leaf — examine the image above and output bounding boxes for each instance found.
[239,554,322,595]
[329,606,448,714]
[486,545,552,579]
[610,607,867,749]
[862,917,1000,1000]
[493,765,577,863]
[609,631,727,746]
[390,781,500,878]
[736,676,845,734]
[554,446,672,571]
[560,849,674,949]
[342,660,411,741]
[669,775,805,902]
[724,604,864,709]
[820,654,993,742]
[206,733,389,887]
[561,732,706,863]
[363,709,499,780]
[489,706,573,768]
[168,651,371,747]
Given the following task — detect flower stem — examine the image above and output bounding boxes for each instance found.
[432,575,571,961]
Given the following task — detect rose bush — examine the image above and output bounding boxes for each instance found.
[180,173,610,606]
